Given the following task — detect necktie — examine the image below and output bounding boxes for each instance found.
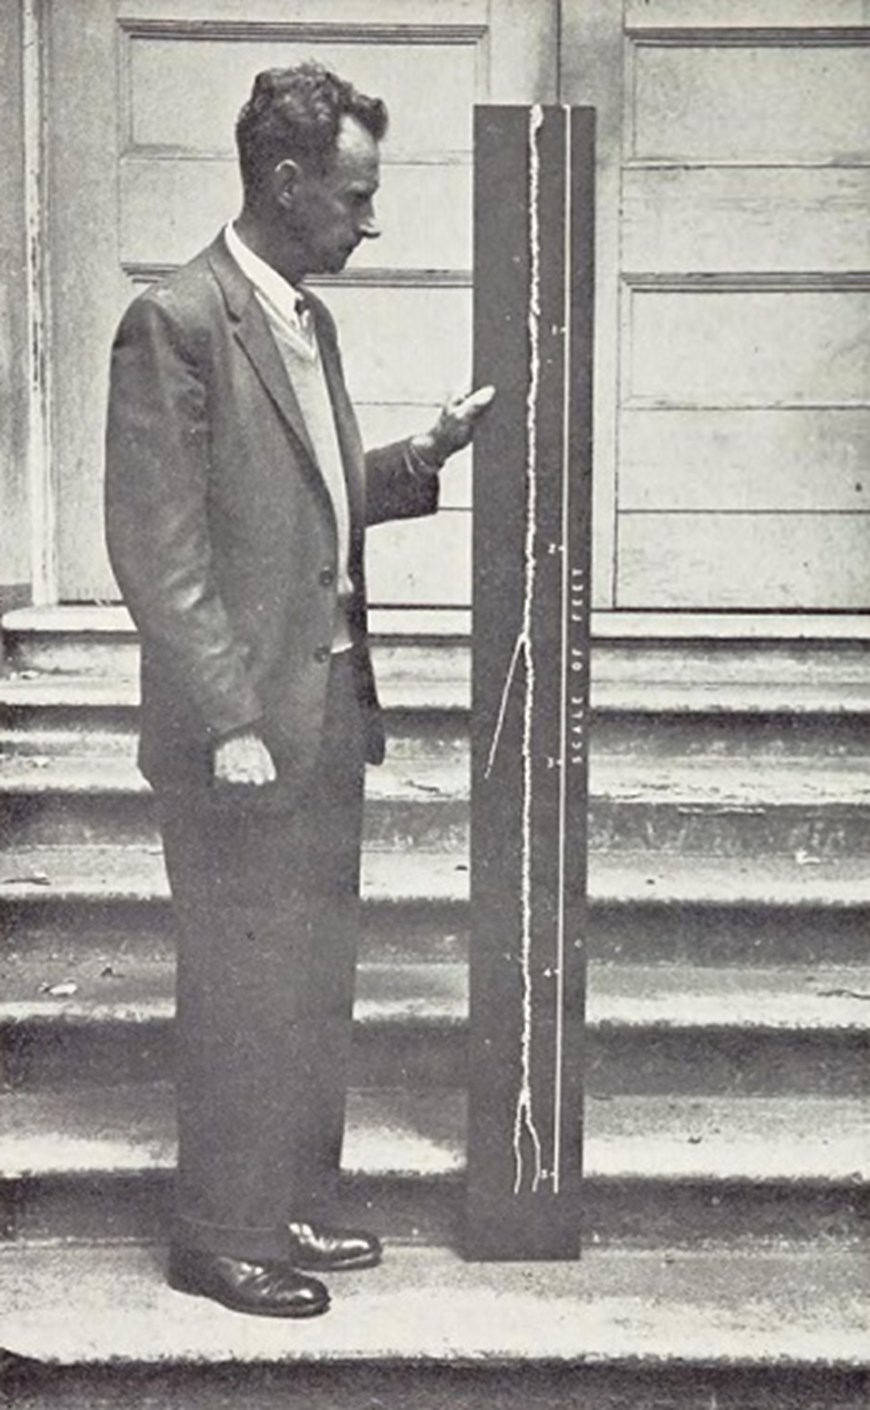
[294,293,316,352]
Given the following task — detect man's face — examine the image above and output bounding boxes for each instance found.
[287,115,381,276]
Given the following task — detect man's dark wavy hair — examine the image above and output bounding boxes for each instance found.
[236,62,388,200]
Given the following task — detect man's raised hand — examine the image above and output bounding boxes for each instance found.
[410,385,496,469]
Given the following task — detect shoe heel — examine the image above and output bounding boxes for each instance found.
[167,1247,203,1296]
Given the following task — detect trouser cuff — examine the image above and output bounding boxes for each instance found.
[172,1214,291,1263]
[171,1202,339,1263]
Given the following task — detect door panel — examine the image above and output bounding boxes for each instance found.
[124,34,480,154]
[626,289,870,407]
[621,410,870,514]
[620,513,870,611]
[120,162,474,272]
[48,0,557,602]
[561,0,870,613]
[623,169,870,274]
[632,44,870,163]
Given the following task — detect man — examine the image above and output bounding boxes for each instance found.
[105,63,492,1319]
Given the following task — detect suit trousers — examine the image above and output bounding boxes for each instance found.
[158,652,366,1262]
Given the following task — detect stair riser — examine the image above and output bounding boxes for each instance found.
[593,904,870,967]
[0,1023,465,1092]
[3,1020,865,1097]
[0,795,471,851]
[5,1363,867,1410]
[3,1170,865,1251]
[6,795,870,857]
[590,805,870,859]
[0,901,471,966]
[0,720,138,755]
[5,899,870,966]
[6,710,870,760]
[4,632,140,677]
[0,711,468,757]
[595,715,870,759]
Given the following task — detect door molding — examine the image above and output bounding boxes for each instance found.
[23,0,56,606]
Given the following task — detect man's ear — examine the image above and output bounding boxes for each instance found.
[273,158,301,210]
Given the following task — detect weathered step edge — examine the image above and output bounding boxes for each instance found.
[2,1084,867,1186]
[3,846,870,909]
[8,663,870,718]
[1,1241,868,1375]
[4,959,870,1035]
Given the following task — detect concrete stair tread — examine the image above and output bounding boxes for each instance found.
[1,646,471,714]
[0,1239,867,1370]
[0,673,140,706]
[10,603,870,639]
[594,755,870,807]
[9,666,870,719]
[4,607,139,633]
[0,752,470,801]
[0,958,467,1028]
[0,845,469,904]
[4,953,870,1033]
[0,755,147,794]
[1,1082,866,1184]
[589,962,870,1030]
[3,843,870,907]
[6,748,870,807]
[595,680,870,715]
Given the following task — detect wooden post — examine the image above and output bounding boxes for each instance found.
[466,106,595,1261]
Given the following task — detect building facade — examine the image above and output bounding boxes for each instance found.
[1,0,869,630]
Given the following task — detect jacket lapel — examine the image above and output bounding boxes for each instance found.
[206,237,319,471]
[207,234,367,537]
[312,305,366,534]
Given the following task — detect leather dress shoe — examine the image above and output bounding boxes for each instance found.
[168,1245,329,1318]
[284,1220,382,1272]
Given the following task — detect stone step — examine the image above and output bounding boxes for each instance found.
[7,892,870,970]
[6,665,870,759]
[4,752,870,856]
[0,751,470,851]
[7,603,870,690]
[0,676,467,753]
[1,1083,866,1248]
[2,614,473,702]
[0,843,469,905]
[3,841,870,910]
[2,1242,867,1410]
[0,1241,867,1410]
[6,953,868,1033]
[3,954,867,1095]
[3,847,870,976]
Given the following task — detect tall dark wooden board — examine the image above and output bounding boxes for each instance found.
[466,106,595,1261]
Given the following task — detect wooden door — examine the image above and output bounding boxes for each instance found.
[46,0,557,605]
[563,0,870,612]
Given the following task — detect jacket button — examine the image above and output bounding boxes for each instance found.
[319,566,335,587]
[313,645,331,664]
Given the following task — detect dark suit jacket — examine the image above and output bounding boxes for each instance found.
[105,233,438,791]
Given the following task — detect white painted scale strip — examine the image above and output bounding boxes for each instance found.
[511,103,547,1196]
[554,104,573,1198]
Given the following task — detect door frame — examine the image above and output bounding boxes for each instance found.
[22,0,56,607]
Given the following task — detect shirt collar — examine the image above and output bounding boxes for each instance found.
[223,222,307,331]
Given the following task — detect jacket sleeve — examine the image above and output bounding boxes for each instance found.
[104,292,263,740]
[363,440,440,527]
